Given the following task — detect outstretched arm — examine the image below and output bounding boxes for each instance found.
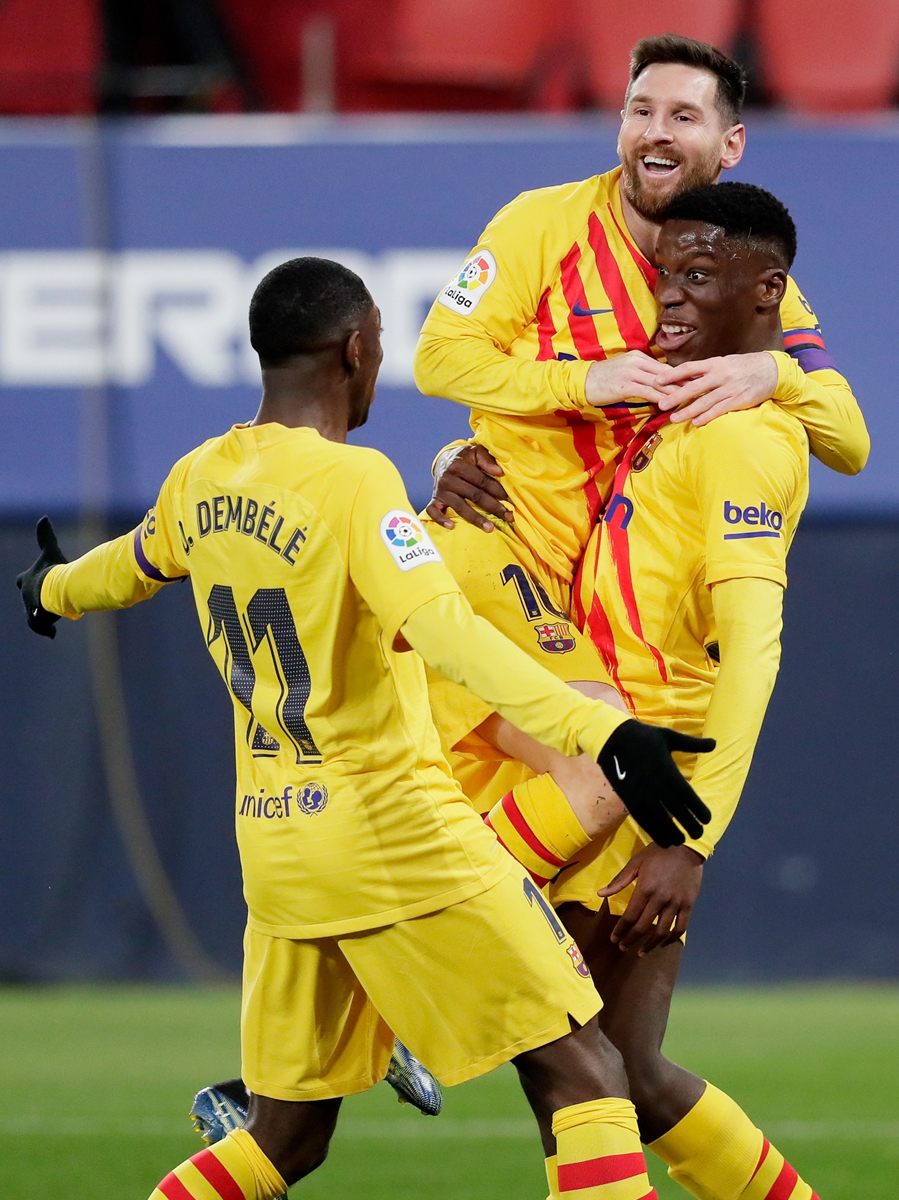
[17,517,175,635]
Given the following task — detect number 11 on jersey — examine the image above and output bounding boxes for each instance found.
[206,584,322,764]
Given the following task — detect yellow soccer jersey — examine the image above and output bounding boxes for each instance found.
[415,166,867,602]
[573,403,808,849]
[67,424,515,939]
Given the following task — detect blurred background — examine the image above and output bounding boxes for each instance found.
[2,0,899,993]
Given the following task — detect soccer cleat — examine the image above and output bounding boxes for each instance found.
[386,1040,443,1115]
[189,1044,441,1150]
[189,1078,249,1145]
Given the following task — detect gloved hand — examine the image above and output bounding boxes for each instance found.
[598,720,714,848]
[16,516,67,639]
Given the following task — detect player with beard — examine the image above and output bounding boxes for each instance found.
[418,37,865,611]
[408,35,855,1200]
[412,37,867,878]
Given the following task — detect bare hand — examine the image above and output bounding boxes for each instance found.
[597,843,705,955]
[426,444,512,532]
[657,352,779,426]
[585,351,672,407]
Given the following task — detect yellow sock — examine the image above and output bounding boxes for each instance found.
[553,1098,656,1198]
[486,774,590,885]
[649,1083,818,1200]
[149,1128,288,1200]
[545,1154,560,1199]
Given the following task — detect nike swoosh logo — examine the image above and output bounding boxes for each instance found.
[613,756,626,781]
[572,301,615,317]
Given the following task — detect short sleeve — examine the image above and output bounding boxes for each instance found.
[347,453,463,644]
[131,457,192,583]
[692,409,807,590]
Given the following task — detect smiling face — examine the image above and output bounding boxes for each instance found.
[618,63,745,221]
[653,220,787,365]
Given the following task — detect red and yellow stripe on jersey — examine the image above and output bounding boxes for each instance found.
[415,166,867,609]
[418,167,658,606]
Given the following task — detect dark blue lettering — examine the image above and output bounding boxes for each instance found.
[197,501,212,537]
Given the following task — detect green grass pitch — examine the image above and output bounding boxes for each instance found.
[0,984,896,1199]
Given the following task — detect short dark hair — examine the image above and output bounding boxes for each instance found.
[662,182,797,267]
[627,34,746,127]
[249,257,373,366]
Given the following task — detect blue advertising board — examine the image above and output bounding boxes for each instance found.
[0,113,896,515]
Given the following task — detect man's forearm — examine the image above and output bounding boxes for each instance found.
[685,576,784,857]
[41,529,169,618]
[401,591,628,760]
[771,352,869,475]
[414,329,592,417]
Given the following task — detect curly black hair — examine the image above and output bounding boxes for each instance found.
[661,181,797,267]
[250,257,373,366]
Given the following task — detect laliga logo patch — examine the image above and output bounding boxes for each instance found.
[437,249,497,314]
[298,783,328,815]
[380,510,442,571]
[567,944,591,978]
[535,621,576,654]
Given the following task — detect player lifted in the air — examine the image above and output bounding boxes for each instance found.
[17,258,715,1200]
[412,34,856,1200]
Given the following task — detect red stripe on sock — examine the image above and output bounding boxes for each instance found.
[751,1139,772,1181]
[636,1191,659,1200]
[500,791,567,869]
[191,1148,246,1200]
[157,1173,194,1200]
[484,816,551,885]
[558,1151,647,1190]
[764,1160,799,1200]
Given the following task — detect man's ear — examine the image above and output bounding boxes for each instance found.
[758,267,787,310]
[343,328,363,373]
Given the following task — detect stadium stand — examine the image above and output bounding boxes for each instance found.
[757,0,899,111]
[1,0,898,116]
[0,0,101,115]
[574,1,742,110]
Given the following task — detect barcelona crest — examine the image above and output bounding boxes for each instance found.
[567,944,592,978]
[535,621,576,654]
[632,430,662,472]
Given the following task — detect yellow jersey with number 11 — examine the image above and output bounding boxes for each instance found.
[44,423,514,940]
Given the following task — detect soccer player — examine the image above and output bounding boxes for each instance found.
[17,258,714,1200]
[418,34,867,613]
[426,185,827,1200]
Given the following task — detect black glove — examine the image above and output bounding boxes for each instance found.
[16,516,67,639]
[598,719,715,849]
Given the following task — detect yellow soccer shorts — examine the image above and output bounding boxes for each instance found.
[549,816,651,916]
[241,864,601,1101]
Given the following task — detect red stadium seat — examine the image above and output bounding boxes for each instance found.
[757,0,899,111]
[363,0,556,88]
[0,0,100,115]
[573,1,741,111]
